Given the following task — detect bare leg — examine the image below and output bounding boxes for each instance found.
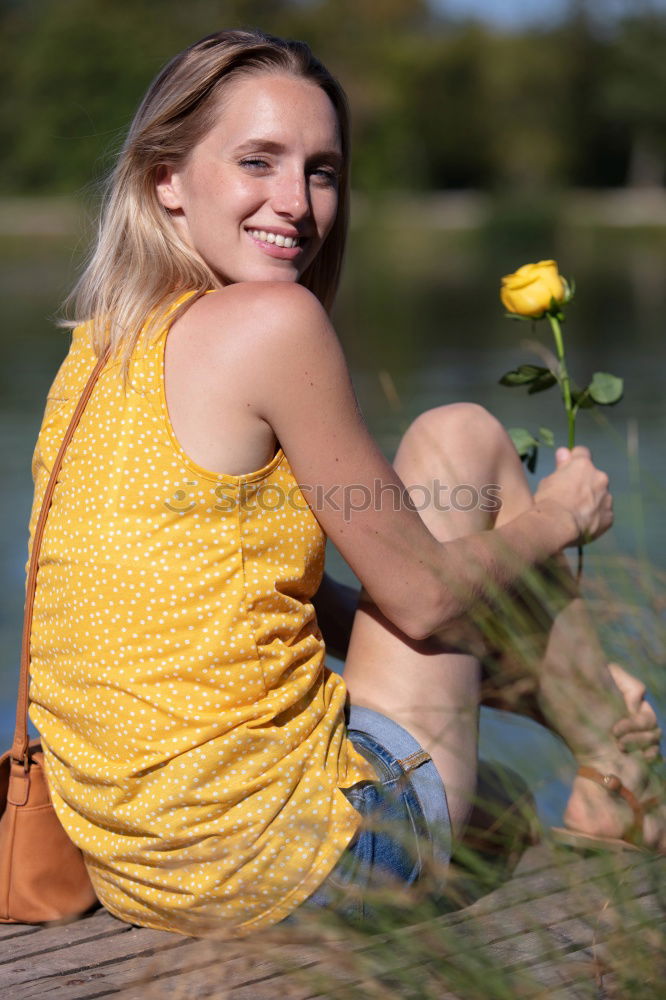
[343,403,664,849]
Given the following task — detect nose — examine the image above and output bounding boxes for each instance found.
[271,167,310,221]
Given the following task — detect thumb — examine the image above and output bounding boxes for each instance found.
[555,447,571,466]
[608,663,647,715]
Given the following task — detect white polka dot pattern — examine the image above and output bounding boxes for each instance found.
[26,294,376,937]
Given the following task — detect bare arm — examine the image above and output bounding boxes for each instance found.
[190,284,611,640]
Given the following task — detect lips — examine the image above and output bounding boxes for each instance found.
[246,228,301,248]
[245,227,306,260]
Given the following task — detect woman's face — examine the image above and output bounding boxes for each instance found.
[156,72,343,286]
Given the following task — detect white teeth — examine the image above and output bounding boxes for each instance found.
[248,229,300,248]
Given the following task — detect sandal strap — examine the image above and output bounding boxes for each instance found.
[576,765,659,845]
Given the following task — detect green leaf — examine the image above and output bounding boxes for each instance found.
[499,364,552,387]
[504,312,534,322]
[538,427,555,447]
[572,386,595,410]
[588,372,624,406]
[525,446,538,473]
[508,427,547,473]
[508,427,539,455]
[527,370,558,394]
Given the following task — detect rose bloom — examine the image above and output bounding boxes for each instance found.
[501,260,566,318]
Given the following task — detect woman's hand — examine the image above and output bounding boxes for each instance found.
[534,446,613,545]
[609,662,662,762]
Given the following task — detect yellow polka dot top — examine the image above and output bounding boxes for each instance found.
[27,293,375,937]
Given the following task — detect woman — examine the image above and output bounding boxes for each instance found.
[27,29,663,938]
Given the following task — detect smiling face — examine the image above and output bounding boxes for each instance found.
[156,72,343,287]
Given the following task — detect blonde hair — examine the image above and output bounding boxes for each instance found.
[63,29,351,368]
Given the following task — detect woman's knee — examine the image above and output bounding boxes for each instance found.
[395,402,512,481]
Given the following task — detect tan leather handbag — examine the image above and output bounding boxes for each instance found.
[0,351,108,923]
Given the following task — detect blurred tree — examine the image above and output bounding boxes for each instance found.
[552,7,623,188]
[0,0,306,192]
[1,0,666,195]
[284,0,435,191]
[480,28,572,191]
[600,7,666,187]
[383,26,495,190]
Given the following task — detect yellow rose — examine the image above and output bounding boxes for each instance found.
[500,260,566,318]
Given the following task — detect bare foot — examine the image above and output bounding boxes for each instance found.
[563,754,665,851]
[562,662,664,850]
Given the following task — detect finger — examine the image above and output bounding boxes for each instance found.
[613,714,659,739]
[608,663,647,715]
[570,445,592,460]
[613,701,658,732]
[617,729,662,752]
[555,447,571,466]
[643,746,662,763]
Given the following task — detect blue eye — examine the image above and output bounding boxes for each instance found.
[311,167,339,187]
[240,157,270,170]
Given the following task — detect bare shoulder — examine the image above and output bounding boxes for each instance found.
[181,282,332,357]
[168,281,345,425]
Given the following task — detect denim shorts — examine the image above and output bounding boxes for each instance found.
[299,705,452,921]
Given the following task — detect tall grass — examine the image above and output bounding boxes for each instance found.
[124,551,664,1000]
[128,839,664,998]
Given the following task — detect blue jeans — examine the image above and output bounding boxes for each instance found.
[299,705,452,921]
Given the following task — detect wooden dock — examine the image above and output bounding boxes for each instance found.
[1,843,663,999]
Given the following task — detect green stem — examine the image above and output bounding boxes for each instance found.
[548,312,583,581]
[548,313,575,449]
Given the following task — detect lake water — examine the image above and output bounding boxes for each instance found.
[1,214,664,825]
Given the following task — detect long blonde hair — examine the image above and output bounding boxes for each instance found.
[63,29,351,368]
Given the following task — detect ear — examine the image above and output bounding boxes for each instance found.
[155,164,184,211]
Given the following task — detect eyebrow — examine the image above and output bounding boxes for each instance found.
[233,138,343,166]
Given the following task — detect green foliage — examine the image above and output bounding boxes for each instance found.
[1,1,666,194]
[0,0,307,192]
[507,426,554,474]
[499,365,559,395]
[570,372,624,413]
[587,371,624,405]
[600,8,666,186]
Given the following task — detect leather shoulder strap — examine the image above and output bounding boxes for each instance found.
[11,350,110,767]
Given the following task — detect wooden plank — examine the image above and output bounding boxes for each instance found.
[108,885,662,1000]
[0,921,44,942]
[458,905,660,972]
[0,926,186,990]
[520,929,664,1000]
[12,940,324,1000]
[498,945,606,1000]
[1,846,662,999]
[228,868,663,1000]
[380,854,661,953]
[2,888,653,999]
[275,905,660,1000]
[0,909,131,964]
[439,846,661,923]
